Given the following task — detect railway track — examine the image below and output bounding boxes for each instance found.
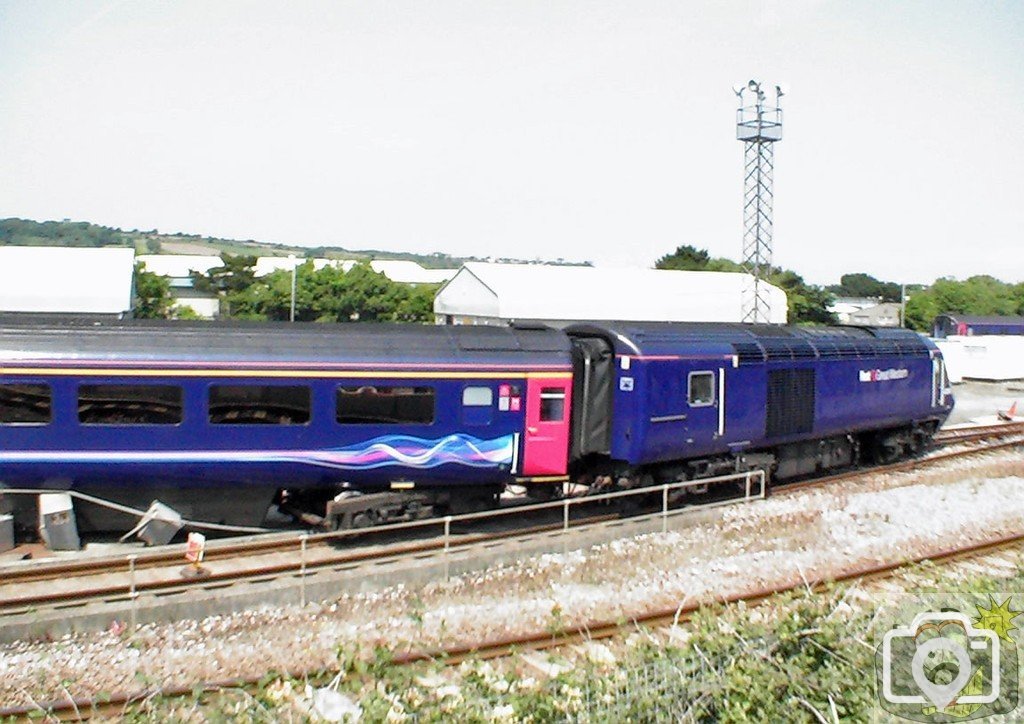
[2,423,1022,617]
[5,490,1024,720]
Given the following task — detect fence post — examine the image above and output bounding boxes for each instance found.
[662,484,669,534]
[443,515,452,581]
[299,533,308,607]
[127,554,137,633]
[562,498,570,554]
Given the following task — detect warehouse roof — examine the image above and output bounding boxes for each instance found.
[136,254,222,278]
[434,263,788,324]
[370,260,457,284]
[0,246,135,315]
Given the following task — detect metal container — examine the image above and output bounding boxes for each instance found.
[38,493,80,551]
[136,500,183,547]
[0,514,13,553]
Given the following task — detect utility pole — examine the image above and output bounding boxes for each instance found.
[734,80,784,324]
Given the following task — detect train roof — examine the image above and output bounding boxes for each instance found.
[564,321,934,362]
[0,319,571,365]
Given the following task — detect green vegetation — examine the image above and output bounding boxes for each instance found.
[132,262,174,319]
[827,272,902,302]
[103,559,1023,721]
[656,245,1024,329]
[904,275,1024,331]
[7,218,1024,329]
[0,217,133,248]
[191,254,436,323]
[133,262,208,320]
[0,217,587,270]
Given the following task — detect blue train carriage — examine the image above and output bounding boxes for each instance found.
[0,320,574,531]
[564,322,953,488]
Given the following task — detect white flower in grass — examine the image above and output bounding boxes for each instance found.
[435,684,463,701]
[489,677,511,694]
[489,703,516,721]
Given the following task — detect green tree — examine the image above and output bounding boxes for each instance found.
[191,253,259,317]
[655,245,711,271]
[769,269,836,325]
[830,273,901,302]
[223,261,437,323]
[902,275,1024,331]
[133,262,174,319]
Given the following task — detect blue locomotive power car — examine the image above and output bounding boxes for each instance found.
[0,319,952,532]
[564,322,953,487]
[0,321,574,530]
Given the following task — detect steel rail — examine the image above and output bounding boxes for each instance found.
[5,514,1023,719]
[0,516,619,613]
[4,421,1020,587]
[2,432,1021,614]
[394,529,1024,666]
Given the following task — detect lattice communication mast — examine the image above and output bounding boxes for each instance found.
[734,80,784,324]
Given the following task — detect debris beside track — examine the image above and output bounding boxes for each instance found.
[1,451,1023,707]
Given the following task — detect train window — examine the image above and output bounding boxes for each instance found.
[336,386,434,425]
[0,383,52,424]
[540,388,566,421]
[209,385,310,425]
[79,384,183,425]
[462,387,493,407]
[688,372,715,407]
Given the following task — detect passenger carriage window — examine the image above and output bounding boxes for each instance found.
[209,385,310,425]
[0,383,52,424]
[79,384,183,425]
[336,386,434,425]
[461,385,493,426]
[462,387,493,407]
[687,372,715,407]
[540,388,566,422]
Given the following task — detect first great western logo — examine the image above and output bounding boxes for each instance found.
[859,368,910,383]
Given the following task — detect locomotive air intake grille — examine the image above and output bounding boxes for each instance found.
[766,368,815,437]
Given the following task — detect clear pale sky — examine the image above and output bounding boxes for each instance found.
[1,1,1021,284]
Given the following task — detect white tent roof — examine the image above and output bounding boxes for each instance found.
[254,257,356,277]
[136,254,222,278]
[0,246,136,315]
[370,260,456,284]
[435,263,788,324]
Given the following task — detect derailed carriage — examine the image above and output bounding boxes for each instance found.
[0,319,952,532]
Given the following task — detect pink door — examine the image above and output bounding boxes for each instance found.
[521,377,572,476]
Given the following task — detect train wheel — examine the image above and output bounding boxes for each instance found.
[352,510,376,528]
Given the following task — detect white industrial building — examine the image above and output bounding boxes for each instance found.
[136,254,222,317]
[370,260,456,285]
[434,263,788,326]
[0,246,135,317]
[253,256,355,277]
[932,336,1024,383]
[829,297,901,327]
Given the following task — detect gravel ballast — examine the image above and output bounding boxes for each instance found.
[1,451,1023,706]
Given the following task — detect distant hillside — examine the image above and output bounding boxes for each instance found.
[0,217,591,269]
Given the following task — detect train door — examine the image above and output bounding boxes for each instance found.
[521,377,571,476]
[684,368,723,449]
